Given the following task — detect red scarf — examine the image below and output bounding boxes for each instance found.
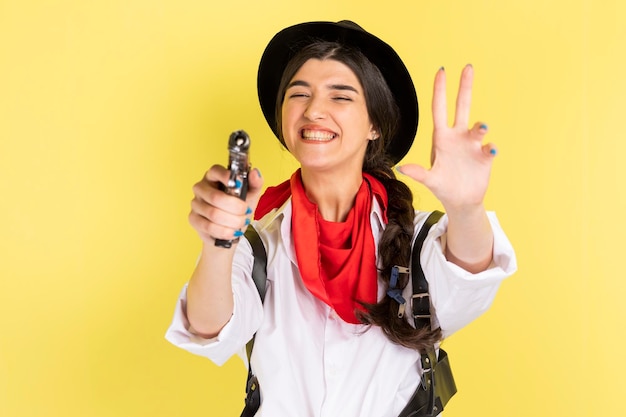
[255,169,388,324]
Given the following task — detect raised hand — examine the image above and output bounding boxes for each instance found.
[398,65,496,272]
[398,65,496,213]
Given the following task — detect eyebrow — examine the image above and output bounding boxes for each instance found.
[286,80,360,94]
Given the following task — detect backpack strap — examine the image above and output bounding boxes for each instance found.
[243,222,267,377]
[241,224,266,417]
[245,224,269,302]
[398,210,457,417]
[410,211,444,330]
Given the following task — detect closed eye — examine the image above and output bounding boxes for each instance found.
[286,80,310,99]
[289,93,308,98]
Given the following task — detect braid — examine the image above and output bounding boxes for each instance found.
[359,152,443,353]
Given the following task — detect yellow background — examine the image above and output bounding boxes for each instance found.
[1,0,624,416]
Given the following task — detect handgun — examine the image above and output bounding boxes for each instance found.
[215,130,251,248]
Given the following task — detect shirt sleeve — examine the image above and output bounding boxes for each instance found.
[416,211,517,337]
[164,238,264,366]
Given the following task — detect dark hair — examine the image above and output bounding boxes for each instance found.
[275,41,442,352]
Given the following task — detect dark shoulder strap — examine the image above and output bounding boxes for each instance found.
[243,224,267,360]
[410,210,444,330]
[244,224,268,302]
[399,210,457,417]
[241,224,267,417]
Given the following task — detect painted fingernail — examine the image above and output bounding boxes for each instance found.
[395,166,405,174]
[439,66,445,71]
[480,124,488,131]
[244,218,251,226]
[245,207,253,215]
[490,148,497,156]
[234,230,244,237]
[254,168,262,178]
[235,179,242,188]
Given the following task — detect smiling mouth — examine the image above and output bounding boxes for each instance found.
[301,129,337,142]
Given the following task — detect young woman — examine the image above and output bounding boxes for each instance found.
[166,21,517,416]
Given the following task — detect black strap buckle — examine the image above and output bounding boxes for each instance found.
[411,292,431,320]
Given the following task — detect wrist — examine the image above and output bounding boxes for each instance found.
[443,203,486,221]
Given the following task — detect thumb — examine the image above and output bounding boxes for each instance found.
[245,167,264,211]
[396,163,430,185]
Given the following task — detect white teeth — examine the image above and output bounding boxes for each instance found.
[301,130,336,141]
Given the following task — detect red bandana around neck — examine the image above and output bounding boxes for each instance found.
[255,169,388,324]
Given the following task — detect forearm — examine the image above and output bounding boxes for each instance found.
[186,243,237,338]
[444,205,494,273]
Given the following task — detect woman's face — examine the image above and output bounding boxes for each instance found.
[281,58,375,174]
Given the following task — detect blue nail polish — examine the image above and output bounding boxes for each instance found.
[490,148,497,156]
[245,218,251,226]
[395,166,404,175]
[480,124,488,131]
[234,230,244,237]
[254,168,262,178]
[235,179,242,188]
[245,207,253,215]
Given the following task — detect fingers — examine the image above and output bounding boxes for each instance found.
[482,143,498,157]
[396,164,430,186]
[454,64,474,128]
[433,64,475,130]
[196,165,249,215]
[189,165,256,243]
[468,122,498,157]
[189,201,248,242]
[470,121,488,138]
[432,67,448,130]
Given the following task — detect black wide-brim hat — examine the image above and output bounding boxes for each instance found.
[257,20,418,164]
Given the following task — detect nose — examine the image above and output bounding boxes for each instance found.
[303,96,326,121]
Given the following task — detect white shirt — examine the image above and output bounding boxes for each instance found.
[165,198,517,417]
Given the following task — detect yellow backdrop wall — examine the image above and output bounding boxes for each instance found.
[1,1,624,416]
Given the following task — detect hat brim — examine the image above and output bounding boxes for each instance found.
[257,21,418,164]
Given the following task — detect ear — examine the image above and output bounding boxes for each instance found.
[369,127,379,141]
